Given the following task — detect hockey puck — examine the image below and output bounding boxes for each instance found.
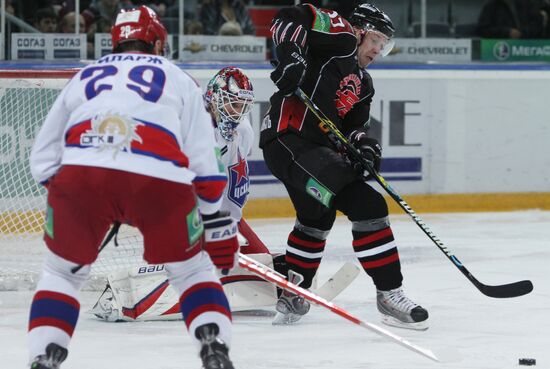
[519,358,536,366]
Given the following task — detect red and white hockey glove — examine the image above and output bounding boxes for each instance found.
[203,211,239,270]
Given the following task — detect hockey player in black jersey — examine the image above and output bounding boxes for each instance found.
[260,3,429,330]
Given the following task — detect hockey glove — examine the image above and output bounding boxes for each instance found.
[270,42,307,96]
[349,129,382,173]
[203,211,239,270]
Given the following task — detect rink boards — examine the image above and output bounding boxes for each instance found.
[1,62,549,224]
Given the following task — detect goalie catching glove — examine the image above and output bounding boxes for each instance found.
[203,211,239,270]
[349,128,382,173]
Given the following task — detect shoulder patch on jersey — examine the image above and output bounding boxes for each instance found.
[312,8,331,32]
[215,147,225,173]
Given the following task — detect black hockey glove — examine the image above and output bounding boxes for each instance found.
[270,42,307,96]
[349,129,382,173]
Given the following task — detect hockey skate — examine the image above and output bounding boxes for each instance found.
[30,343,68,369]
[377,287,429,330]
[196,323,235,369]
[272,270,311,325]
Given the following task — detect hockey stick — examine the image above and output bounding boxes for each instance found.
[238,254,439,362]
[71,222,121,274]
[295,88,533,299]
[311,261,360,301]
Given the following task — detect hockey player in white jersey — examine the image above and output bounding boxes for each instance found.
[27,6,238,369]
[90,67,286,322]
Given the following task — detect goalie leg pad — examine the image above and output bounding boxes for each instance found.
[90,255,281,323]
[218,253,278,312]
[90,264,181,322]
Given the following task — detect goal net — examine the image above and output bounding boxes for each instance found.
[0,70,145,291]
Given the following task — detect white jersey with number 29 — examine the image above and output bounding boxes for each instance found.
[30,53,226,214]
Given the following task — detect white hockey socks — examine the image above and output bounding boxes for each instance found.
[164,252,233,349]
[28,250,90,362]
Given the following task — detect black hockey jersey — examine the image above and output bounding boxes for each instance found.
[259,4,374,148]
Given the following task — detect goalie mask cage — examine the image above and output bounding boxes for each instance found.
[0,69,145,291]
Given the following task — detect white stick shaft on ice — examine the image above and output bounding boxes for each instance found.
[238,254,439,362]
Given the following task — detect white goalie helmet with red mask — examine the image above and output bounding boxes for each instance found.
[205,67,254,142]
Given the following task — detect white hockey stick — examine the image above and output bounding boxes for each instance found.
[311,262,360,301]
[238,254,439,362]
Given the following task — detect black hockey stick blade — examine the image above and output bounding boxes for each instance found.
[472,277,533,298]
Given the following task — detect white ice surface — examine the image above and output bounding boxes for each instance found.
[1,210,549,369]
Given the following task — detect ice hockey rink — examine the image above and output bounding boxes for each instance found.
[1,210,548,369]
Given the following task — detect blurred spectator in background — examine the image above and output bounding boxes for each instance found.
[5,0,15,15]
[82,0,126,31]
[59,11,94,59]
[538,0,550,36]
[19,1,60,25]
[199,0,254,35]
[219,20,243,36]
[185,19,205,34]
[59,11,86,33]
[58,1,93,18]
[82,0,128,59]
[477,0,548,39]
[131,1,175,17]
[33,7,58,33]
[165,0,197,19]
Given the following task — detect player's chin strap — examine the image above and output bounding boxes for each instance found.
[238,254,439,362]
[294,88,533,299]
[71,222,121,274]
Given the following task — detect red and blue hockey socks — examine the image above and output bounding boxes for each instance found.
[28,250,89,362]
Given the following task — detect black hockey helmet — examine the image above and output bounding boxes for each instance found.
[349,3,395,38]
[348,3,395,56]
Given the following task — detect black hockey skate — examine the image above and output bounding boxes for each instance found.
[196,323,235,369]
[377,287,429,330]
[272,270,310,325]
[30,343,68,369]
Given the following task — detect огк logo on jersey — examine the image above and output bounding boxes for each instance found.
[228,149,249,208]
[80,113,143,158]
[335,74,362,118]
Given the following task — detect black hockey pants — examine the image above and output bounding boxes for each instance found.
[262,133,403,290]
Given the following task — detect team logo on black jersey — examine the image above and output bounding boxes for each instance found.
[228,149,249,208]
[335,74,362,118]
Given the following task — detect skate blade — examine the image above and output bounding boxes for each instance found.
[272,312,303,325]
[381,314,429,331]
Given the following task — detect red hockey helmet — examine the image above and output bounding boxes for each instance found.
[111,6,168,55]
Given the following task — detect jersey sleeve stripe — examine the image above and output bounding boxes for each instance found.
[193,175,227,203]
